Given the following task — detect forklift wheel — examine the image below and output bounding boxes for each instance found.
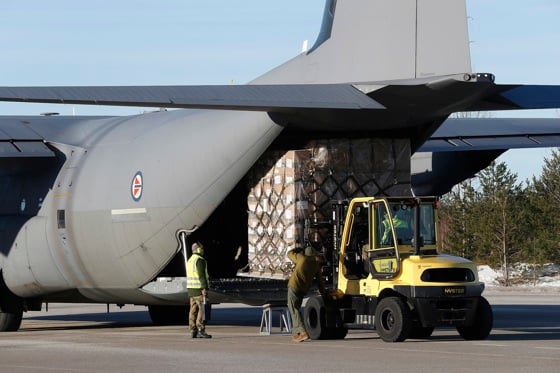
[304,296,328,340]
[374,296,412,342]
[456,296,493,340]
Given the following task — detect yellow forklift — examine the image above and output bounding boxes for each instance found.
[303,197,493,342]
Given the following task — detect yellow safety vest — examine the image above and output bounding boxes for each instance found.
[186,254,209,289]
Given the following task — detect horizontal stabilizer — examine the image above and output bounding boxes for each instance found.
[0,84,383,111]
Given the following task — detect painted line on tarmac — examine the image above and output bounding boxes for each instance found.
[473,343,508,347]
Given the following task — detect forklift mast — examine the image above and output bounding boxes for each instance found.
[329,200,349,289]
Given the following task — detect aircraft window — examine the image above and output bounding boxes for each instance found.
[57,210,66,229]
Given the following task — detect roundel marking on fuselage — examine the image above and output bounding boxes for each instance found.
[131,171,143,202]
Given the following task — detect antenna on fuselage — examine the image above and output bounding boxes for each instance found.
[301,39,309,53]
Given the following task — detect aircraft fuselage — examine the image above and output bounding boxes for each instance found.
[1,110,282,304]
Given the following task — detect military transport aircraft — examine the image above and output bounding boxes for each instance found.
[1,0,560,331]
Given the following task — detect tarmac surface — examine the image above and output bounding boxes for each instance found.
[0,289,559,372]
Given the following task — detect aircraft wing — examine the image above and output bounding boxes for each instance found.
[2,76,560,142]
[419,117,560,152]
[413,117,560,194]
[3,76,556,114]
[466,85,560,111]
[0,84,382,111]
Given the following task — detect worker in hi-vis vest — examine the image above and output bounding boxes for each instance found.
[186,242,211,339]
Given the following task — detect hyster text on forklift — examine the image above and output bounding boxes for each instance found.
[303,196,493,342]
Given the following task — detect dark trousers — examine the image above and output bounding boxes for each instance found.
[287,287,305,335]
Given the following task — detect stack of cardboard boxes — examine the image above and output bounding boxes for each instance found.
[242,138,411,279]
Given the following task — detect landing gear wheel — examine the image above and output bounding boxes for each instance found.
[374,297,411,342]
[456,296,493,340]
[0,274,24,332]
[148,305,189,325]
[0,310,23,332]
[304,296,328,340]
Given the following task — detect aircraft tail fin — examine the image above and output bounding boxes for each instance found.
[255,0,472,84]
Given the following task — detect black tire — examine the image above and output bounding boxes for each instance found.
[148,305,189,325]
[456,296,493,340]
[327,326,348,339]
[0,311,23,332]
[0,273,24,332]
[304,296,328,340]
[374,297,412,342]
[409,325,434,339]
[323,297,347,340]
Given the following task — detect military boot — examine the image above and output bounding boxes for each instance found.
[197,329,212,338]
[190,329,198,338]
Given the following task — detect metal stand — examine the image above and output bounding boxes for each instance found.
[259,303,292,335]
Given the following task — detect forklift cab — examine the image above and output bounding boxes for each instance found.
[340,197,437,281]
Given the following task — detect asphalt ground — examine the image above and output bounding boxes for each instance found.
[0,289,558,372]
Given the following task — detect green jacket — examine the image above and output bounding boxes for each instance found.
[287,249,326,295]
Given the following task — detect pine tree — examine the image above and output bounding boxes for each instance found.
[439,180,479,259]
[475,161,524,286]
[529,149,560,264]
[439,150,560,285]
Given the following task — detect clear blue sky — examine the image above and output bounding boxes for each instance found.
[1,0,559,182]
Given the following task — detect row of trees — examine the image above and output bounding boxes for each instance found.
[438,149,560,285]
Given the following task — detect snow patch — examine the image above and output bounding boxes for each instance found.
[477,264,560,288]
[477,265,500,286]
